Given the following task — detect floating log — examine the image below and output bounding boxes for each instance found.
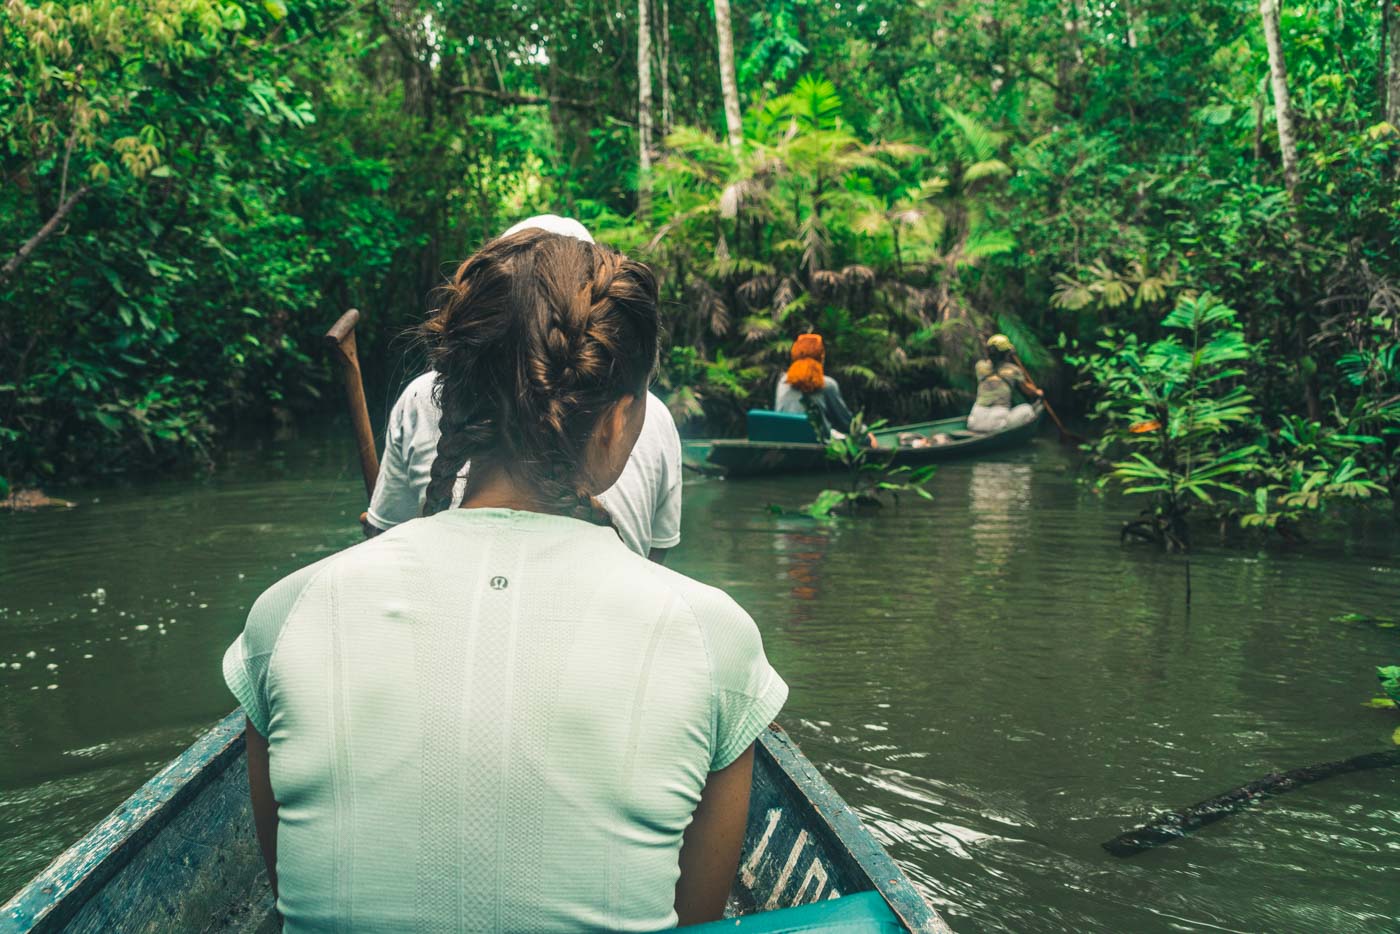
[1102,748,1400,857]
[0,488,76,511]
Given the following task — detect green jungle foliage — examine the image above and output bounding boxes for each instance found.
[2,0,1398,528]
[1070,293,1391,544]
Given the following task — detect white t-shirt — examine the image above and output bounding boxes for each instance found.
[223,507,787,932]
[367,372,683,556]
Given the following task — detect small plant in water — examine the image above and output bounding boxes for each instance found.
[1379,667,1400,708]
[1331,612,1398,628]
[1069,293,1261,551]
[772,412,935,519]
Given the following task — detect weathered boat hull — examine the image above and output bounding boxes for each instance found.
[3,713,947,933]
[704,407,1043,478]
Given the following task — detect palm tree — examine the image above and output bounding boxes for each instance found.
[928,107,1015,324]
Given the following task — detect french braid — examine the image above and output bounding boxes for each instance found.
[417,228,658,526]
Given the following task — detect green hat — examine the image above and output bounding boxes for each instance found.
[987,334,1014,353]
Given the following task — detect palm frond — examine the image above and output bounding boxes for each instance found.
[741,315,780,342]
[960,227,1015,264]
[941,106,1007,164]
[962,159,1012,185]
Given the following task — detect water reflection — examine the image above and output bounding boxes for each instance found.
[770,517,834,627]
[966,462,1033,576]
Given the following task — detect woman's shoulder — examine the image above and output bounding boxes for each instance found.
[395,370,439,413]
[631,559,748,623]
[975,359,993,379]
[239,547,352,653]
[639,391,682,458]
[640,564,760,651]
[252,523,433,615]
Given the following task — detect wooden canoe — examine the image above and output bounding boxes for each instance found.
[703,405,1043,478]
[2,712,950,933]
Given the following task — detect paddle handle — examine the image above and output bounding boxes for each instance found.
[323,309,380,499]
[1011,352,1082,443]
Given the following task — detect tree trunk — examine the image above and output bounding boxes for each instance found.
[1386,0,1400,126]
[713,0,743,151]
[1055,0,1084,114]
[1259,0,1301,202]
[1252,93,1265,168]
[659,0,673,137]
[637,0,654,214]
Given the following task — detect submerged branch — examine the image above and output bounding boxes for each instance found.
[1103,748,1400,857]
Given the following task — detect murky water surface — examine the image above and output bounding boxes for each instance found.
[2,430,1398,931]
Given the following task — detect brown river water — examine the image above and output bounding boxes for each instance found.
[2,427,1398,932]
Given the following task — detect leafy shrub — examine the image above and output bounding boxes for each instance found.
[783,413,935,519]
[1069,294,1261,549]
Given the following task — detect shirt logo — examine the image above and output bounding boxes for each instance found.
[489,576,509,591]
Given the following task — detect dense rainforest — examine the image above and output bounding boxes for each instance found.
[2,0,1398,532]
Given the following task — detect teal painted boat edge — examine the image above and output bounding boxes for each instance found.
[685,890,903,932]
[1,710,248,934]
[756,727,952,934]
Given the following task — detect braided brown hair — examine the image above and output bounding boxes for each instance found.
[417,229,659,525]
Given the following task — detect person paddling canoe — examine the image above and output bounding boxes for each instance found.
[967,333,1043,433]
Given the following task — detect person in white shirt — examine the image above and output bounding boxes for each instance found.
[227,227,785,933]
[365,215,683,561]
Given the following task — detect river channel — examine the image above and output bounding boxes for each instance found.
[2,428,1397,932]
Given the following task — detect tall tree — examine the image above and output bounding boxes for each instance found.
[1259,0,1301,202]
[1386,0,1400,126]
[638,0,654,211]
[659,0,673,137]
[713,0,743,150]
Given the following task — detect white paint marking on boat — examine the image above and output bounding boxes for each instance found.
[740,808,782,888]
[795,858,829,904]
[764,829,808,910]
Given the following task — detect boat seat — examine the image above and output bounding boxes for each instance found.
[684,891,904,932]
[747,409,820,444]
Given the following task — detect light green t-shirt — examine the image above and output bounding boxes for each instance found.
[223,508,787,933]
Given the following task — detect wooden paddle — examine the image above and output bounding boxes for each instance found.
[323,309,380,499]
[1011,351,1085,444]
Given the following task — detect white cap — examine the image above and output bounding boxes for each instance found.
[499,214,594,243]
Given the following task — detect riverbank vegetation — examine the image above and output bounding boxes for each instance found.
[1070,292,1393,546]
[3,0,1398,522]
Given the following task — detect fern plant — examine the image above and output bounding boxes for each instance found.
[1238,414,1387,535]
